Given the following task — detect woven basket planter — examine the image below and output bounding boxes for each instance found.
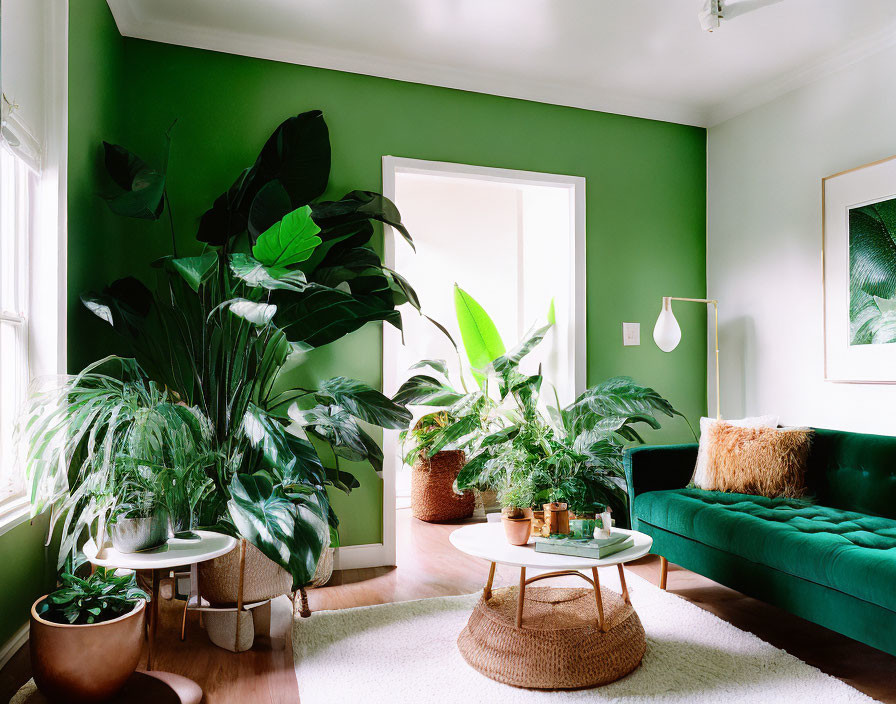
[309,544,335,588]
[458,586,645,689]
[411,450,475,522]
[198,541,292,606]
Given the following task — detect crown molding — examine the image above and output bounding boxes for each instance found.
[106,0,706,127]
[108,0,896,130]
[707,21,896,126]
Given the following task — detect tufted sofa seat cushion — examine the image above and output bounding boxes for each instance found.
[634,488,896,612]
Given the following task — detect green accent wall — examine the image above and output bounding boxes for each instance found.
[63,1,705,549]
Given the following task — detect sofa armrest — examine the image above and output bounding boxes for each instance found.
[624,443,698,528]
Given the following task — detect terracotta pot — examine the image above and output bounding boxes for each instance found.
[30,597,145,703]
[501,507,533,545]
[543,502,570,535]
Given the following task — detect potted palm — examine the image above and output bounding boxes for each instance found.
[30,568,146,703]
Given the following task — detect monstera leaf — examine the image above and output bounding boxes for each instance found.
[227,472,329,589]
[101,141,167,220]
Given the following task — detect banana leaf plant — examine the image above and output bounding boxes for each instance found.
[73,111,419,589]
[395,285,515,465]
[397,287,686,518]
[849,199,896,345]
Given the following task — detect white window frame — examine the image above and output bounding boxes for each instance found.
[0,1,68,536]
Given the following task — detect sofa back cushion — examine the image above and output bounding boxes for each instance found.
[808,428,896,519]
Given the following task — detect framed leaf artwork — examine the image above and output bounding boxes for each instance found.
[823,154,896,382]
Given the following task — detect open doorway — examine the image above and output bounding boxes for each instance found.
[381,157,585,565]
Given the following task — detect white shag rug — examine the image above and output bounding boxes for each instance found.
[294,568,878,704]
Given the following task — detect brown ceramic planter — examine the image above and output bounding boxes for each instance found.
[543,502,570,535]
[531,509,546,536]
[30,597,145,703]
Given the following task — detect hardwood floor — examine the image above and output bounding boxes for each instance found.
[3,508,896,702]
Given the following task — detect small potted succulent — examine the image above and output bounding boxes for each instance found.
[499,479,535,546]
[30,567,147,703]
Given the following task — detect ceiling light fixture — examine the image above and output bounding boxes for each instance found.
[698,0,723,32]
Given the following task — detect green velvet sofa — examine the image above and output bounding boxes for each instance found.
[624,428,896,657]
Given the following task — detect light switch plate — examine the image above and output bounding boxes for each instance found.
[623,322,640,346]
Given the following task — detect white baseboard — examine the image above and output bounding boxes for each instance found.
[334,543,393,571]
[0,623,28,671]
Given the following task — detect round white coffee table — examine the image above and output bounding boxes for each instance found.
[83,530,237,673]
[449,522,653,689]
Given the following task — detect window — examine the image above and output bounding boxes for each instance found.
[0,112,38,511]
[0,1,68,532]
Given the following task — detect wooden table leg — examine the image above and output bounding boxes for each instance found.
[659,555,668,590]
[515,567,526,628]
[234,538,247,652]
[483,562,496,601]
[617,563,630,604]
[591,567,606,632]
[148,568,161,670]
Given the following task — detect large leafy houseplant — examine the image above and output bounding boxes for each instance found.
[397,287,686,518]
[71,110,420,589]
[36,568,147,626]
[22,356,214,566]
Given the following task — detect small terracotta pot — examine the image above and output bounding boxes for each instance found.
[30,597,145,703]
[501,507,533,545]
[543,502,570,535]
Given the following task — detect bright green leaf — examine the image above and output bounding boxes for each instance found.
[454,284,505,386]
[252,205,322,267]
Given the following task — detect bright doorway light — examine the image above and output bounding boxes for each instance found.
[381,157,585,540]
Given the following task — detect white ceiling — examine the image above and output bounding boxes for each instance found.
[107,0,896,127]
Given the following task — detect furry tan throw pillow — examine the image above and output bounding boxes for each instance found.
[704,423,812,498]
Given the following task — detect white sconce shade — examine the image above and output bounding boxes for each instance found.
[653,298,682,352]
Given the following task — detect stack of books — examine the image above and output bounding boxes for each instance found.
[533,531,634,559]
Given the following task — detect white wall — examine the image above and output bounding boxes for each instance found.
[708,43,896,435]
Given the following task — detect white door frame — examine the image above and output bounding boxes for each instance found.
[369,156,586,569]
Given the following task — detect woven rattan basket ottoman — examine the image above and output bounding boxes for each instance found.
[457,586,646,689]
[411,450,475,522]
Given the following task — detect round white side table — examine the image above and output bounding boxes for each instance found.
[83,530,237,672]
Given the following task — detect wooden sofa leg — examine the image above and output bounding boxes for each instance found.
[659,556,668,590]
